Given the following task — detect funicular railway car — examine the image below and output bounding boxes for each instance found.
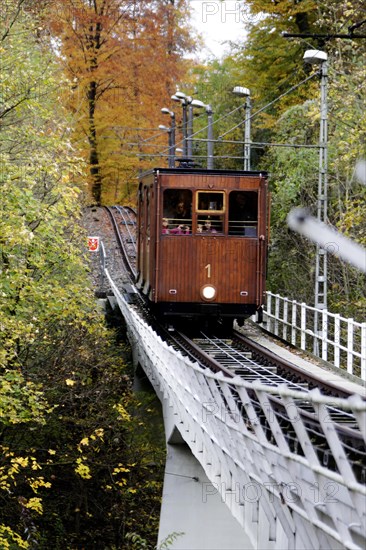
[136,167,269,332]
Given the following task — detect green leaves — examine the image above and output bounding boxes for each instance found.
[0,4,167,548]
[0,370,50,426]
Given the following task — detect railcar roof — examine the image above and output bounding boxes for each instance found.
[139,167,268,178]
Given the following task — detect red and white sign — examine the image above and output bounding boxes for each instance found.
[88,236,100,252]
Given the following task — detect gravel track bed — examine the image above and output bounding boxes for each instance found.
[82,206,130,295]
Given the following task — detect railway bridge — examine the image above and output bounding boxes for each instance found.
[92,206,366,550]
[102,266,365,550]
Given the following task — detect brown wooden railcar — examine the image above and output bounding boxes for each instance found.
[136,167,269,329]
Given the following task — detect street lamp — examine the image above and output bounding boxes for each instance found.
[232,86,251,170]
[172,92,215,168]
[303,50,328,317]
[171,91,191,156]
[161,107,176,168]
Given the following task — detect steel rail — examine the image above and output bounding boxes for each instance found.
[232,329,360,400]
[104,206,137,279]
[161,330,365,481]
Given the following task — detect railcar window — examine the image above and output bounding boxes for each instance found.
[162,189,192,235]
[196,191,225,213]
[228,191,258,236]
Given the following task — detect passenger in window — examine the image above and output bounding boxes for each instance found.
[164,192,191,222]
[203,219,217,233]
[162,218,170,234]
[170,224,190,235]
[174,200,191,220]
[163,190,189,218]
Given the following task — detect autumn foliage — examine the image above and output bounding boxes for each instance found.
[1,2,166,547]
[44,0,194,205]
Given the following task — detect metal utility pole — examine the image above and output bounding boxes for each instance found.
[244,95,251,171]
[303,50,328,313]
[206,104,214,169]
[303,50,328,352]
[233,86,251,170]
[161,108,176,168]
[316,57,328,311]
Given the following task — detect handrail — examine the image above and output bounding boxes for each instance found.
[261,291,366,381]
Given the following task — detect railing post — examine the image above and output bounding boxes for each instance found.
[300,303,306,350]
[321,309,328,362]
[347,318,354,375]
[361,322,366,380]
[266,292,273,333]
[274,294,280,336]
[291,300,297,346]
[283,298,288,341]
[334,313,341,368]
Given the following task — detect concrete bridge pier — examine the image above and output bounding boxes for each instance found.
[157,394,253,550]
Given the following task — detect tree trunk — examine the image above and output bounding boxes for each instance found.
[88,81,102,205]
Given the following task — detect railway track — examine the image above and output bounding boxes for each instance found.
[163,328,365,483]
[104,205,366,484]
[104,206,137,278]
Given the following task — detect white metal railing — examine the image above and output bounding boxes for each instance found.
[262,292,366,381]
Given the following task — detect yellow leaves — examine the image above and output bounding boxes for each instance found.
[1,455,29,480]
[28,477,52,493]
[65,378,76,386]
[111,463,130,488]
[112,464,130,475]
[23,497,43,514]
[113,403,131,422]
[0,475,11,491]
[114,479,127,488]
[52,0,192,202]
[77,428,105,452]
[30,457,42,471]
[75,458,92,479]
[0,526,29,549]
[11,456,29,468]
[93,428,104,439]
[336,198,366,246]
[0,452,49,498]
